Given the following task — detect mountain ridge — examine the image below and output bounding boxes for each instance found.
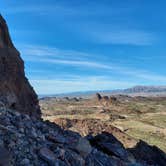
[39,85,166,98]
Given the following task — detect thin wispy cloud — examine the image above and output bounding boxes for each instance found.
[87,30,155,46]
[2,3,132,16]
[20,44,166,83]
[74,22,156,46]
[30,76,137,94]
[136,73,166,82]
[20,45,91,59]
[2,3,156,46]
[29,73,166,94]
[2,5,70,15]
[40,58,111,69]
[19,44,113,69]
[19,45,132,71]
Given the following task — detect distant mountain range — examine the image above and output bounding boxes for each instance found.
[39,85,166,98]
[119,86,166,93]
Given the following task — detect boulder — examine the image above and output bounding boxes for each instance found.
[89,132,133,162]
[39,147,57,165]
[129,140,166,165]
[75,138,92,157]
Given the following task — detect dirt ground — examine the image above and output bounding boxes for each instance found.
[40,95,166,152]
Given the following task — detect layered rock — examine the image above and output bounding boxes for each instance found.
[0,15,41,118]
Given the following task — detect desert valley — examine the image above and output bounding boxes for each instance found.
[40,91,166,153]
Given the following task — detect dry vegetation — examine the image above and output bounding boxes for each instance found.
[40,95,166,152]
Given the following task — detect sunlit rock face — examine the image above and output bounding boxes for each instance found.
[0,15,41,118]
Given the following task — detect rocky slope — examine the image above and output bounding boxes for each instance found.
[1,107,166,166]
[0,15,41,118]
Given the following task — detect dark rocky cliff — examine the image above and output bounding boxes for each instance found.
[0,15,41,118]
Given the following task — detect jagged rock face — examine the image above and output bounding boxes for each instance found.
[0,15,41,118]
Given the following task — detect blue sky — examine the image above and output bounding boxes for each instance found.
[1,0,166,94]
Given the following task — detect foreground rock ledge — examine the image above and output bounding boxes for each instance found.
[0,15,41,118]
[0,107,166,165]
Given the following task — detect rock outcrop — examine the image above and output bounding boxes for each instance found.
[1,107,166,165]
[0,15,41,118]
[95,93,102,101]
[95,93,118,106]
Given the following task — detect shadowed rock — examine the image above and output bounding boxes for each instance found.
[0,15,41,118]
[129,140,166,165]
[88,132,134,162]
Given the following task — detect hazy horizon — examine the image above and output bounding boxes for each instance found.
[1,1,166,94]
[38,85,166,96]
